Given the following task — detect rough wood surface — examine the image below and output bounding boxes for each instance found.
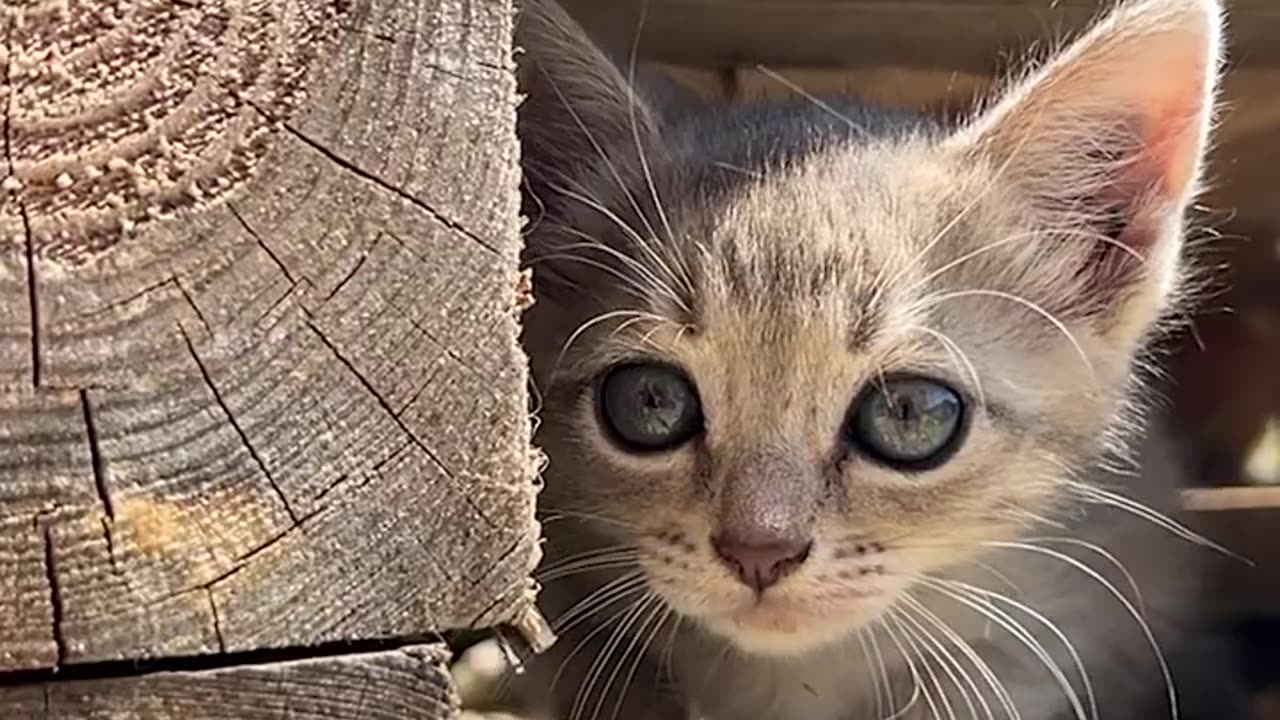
[0,0,540,673]
[559,0,1280,73]
[0,643,459,719]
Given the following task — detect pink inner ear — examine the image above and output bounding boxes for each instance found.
[1128,38,1213,200]
[1142,97,1206,199]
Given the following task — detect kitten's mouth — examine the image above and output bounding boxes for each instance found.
[706,588,889,654]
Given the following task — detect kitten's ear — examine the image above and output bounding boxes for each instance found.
[516,0,655,213]
[950,0,1223,340]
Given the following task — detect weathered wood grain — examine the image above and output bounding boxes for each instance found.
[0,643,459,719]
[559,0,1280,73]
[0,0,540,673]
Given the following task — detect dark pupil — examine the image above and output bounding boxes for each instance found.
[637,382,679,433]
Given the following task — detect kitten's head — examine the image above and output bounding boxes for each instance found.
[518,0,1221,655]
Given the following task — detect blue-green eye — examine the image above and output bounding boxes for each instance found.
[599,363,703,451]
[847,376,965,469]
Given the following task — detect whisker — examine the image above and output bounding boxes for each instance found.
[605,601,671,720]
[881,607,938,720]
[625,0,691,302]
[542,191,691,314]
[573,592,660,720]
[857,629,888,719]
[887,609,963,720]
[553,308,667,376]
[755,64,868,137]
[539,509,643,530]
[902,323,987,407]
[539,557,644,584]
[539,546,640,576]
[543,225,688,308]
[901,595,1021,720]
[533,63,660,245]
[981,541,1175,720]
[545,583,650,700]
[940,576,1098,720]
[914,575,1093,720]
[554,572,648,635]
[1017,536,1146,613]
[1057,478,1246,563]
[915,288,1097,385]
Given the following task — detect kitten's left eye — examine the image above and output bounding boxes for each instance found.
[846,376,965,470]
[598,363,703,452]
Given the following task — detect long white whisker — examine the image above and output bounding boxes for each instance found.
[554,572,648,636]
[982,541,1176,720]
[914,575,1091,720]
[547,226,689,308]
[901,595,1021,720]
[544,190,691,314]
[903,323,987,407]
[881,607,938,720]
[572,592,659,720]
[535,65,659,244]
[1017,536,1146,613]
[889,606,967,720]
[549,584,650,698]
[916,288,1097,385]
[1058,478,1245,563]
[606,602,671,720]
[626,0,689,302]
[755,64,867,136]
[857,629,888,719]
[555,309,668,375]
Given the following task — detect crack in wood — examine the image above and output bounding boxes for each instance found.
[178,325,299,524]
[101,517,122,577]
[20,204,40,388]
[303,319,459,482]
[244,99,500,256]
[206,588,226,653]
[255,276,313,326]
[79,389,114,521]
[173,276,214,338]
[40,521,68,667]
[5,18,41,388]
[325,248,369,302]
[0,634,446,687]
[227,202,297,284]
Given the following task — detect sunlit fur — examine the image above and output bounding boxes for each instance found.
[512,1,1244,719]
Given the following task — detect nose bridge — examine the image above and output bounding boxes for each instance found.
[717,445,820,543]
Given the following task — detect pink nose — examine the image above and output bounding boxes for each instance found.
[712,534,812,592]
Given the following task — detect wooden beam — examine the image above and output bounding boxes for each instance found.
[0,644,458,720]
[560,0,1280,74]
[1184,487,1280,512]
[0,0,540,675]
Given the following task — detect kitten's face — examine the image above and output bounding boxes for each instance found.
[518,0,1219,657]
[528,143,1122,654]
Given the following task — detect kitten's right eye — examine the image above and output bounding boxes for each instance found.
[598,363,703,451]
[845,375,966,471]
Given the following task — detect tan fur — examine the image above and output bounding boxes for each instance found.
[513,1,1235,719]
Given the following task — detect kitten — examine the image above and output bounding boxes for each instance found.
[513,0,1245,718]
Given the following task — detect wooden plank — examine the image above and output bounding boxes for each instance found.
[0,0,540,673]
[1184,487,1280,512]
[0,644,459,720]
[1187,506,1280,616]
[657,61,1280,224]
[560,0,1280,74]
